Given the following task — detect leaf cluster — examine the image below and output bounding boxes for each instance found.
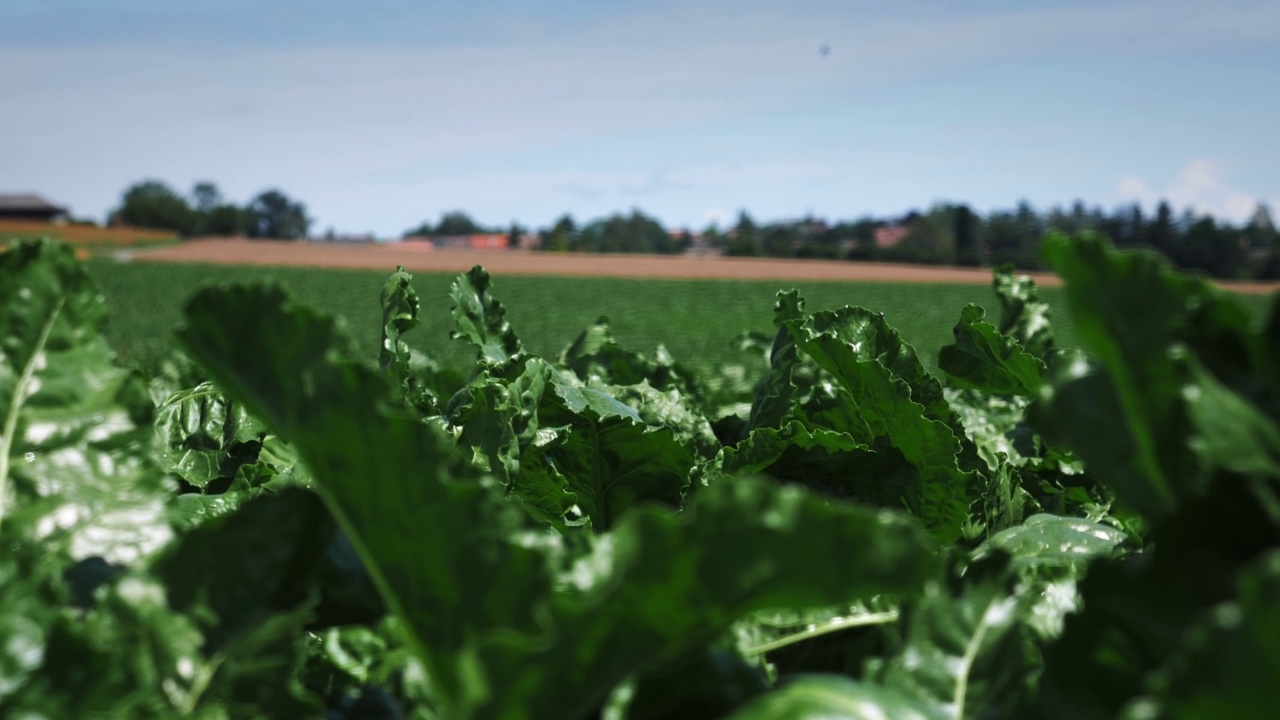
[3,232,1279,718]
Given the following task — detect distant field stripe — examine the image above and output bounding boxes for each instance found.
[86,258,1271,379]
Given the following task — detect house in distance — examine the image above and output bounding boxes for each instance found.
[0,194,69,223]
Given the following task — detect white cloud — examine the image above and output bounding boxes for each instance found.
[1117,158,1261,222]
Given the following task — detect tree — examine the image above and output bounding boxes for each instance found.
[507,222,526,249]
[434,211,487,236]
[1117,203,1146,247]
[985,211,1021,266]
[247,189,310,240]
[191,182,222,213]
[541,214,577,252]
[724,211,762,257]
[576,210,670,254]
[1245,203,1277,250]
[953,204,980,266]
[893,209,955,265]
[1011,200,1043,268]
[762,225,798,258]
[111,180,197,235]
[1177,216,1246,279]
[1149,201,1175,255]
[188,182,247,237]
[202,204,252,237]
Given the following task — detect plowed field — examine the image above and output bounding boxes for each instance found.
[129,237,1280,293]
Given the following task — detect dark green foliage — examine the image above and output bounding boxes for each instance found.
[5,234,1280,718]
[404,210,492,238]
[246,188,310,240]
[111,179,198,234]
[939,304,1045,396]
[576,209,677,254]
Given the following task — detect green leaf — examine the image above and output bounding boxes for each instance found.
[713,421,868,482]
[710,421,955,522]
[156,489,333,716]
[154,381,266,490]
[784,308,972,542]
[0,239,171,564]
[559,316,704,402]
[727,675,943,720]
[453,377,522,478]
[155,489,333,653]
[878,555,1036,720]
[449,265,524,370]
[992,264,1054,358]
[1035,470,1279,720]
[1263,294,1280,420]
[1036,232,1259,520]
[745,290,806,434]
[177,283,555,714]
[307,619,435,717]
[0,535,62,709]
[1182,356,1280,483]
[379,265,441,414]
[939,304,1045,396]
[606,380,720,459]
[944,389,1038,472]
[453,357,702,529]
[13,574,211,718]
[521,374,696,531]
[481,478,939,720]
[178,284,940,720]
[977,514,1127,638]
[976,513,1127,573]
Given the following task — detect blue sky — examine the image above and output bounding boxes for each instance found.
[2,0,1277,236]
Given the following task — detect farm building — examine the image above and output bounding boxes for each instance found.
[874,225,909,249]
[0,194,69,222]
[418,233,512,250]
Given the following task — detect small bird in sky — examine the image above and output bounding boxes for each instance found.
[819,43,831,57]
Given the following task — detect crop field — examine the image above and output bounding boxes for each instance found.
[86,257,1087,376]
[87,255,1275,380]
[6,235,1280,718]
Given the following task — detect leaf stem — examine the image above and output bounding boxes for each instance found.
[0,297,63,532]
[743,610,899,656]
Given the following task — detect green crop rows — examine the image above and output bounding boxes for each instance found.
[85,259,1092,377]
[3,235,1280,718]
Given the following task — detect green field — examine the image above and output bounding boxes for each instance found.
[86,258,1273,379]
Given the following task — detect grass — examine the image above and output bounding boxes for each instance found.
[85,258,1273,380]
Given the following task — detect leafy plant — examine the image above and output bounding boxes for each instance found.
[3,234,1279,718]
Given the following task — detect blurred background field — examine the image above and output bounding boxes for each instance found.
[85,258,1089,378]
[82,258,1277,380]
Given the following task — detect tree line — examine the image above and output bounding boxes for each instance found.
[516,201,1279,281]
[110,180,311,240]
[107,178,1279,280]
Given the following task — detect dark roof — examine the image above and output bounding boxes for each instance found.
[0,194,67,213]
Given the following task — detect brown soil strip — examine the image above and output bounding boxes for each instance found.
[127,238,1279,294]
[2,221,177,245]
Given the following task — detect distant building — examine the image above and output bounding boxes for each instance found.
[429,233,511,250]
[0,194,69,222]
[874,225,908,249]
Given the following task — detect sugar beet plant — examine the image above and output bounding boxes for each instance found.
[1,235,1278,718]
